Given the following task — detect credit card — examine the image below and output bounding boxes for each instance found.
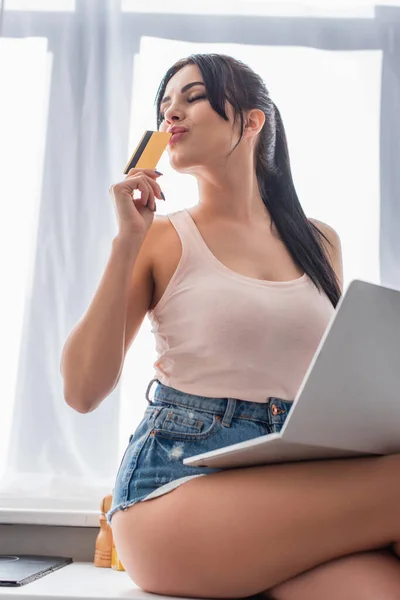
[124,131,171,174]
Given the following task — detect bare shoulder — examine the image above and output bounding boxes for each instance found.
[146,213,172,240]
[309,218,343,291]
[141,214,174,259]
[147,211,181,244]
[309,218,339,241]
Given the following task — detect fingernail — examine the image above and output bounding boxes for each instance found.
[160,192,166,201]
[154,170,163,176]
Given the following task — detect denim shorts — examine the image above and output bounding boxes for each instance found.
[107,379,293,524]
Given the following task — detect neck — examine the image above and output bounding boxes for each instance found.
[192,154,270,225]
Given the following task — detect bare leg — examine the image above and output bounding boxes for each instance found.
[112,454,400,598]
[265,550,400,600]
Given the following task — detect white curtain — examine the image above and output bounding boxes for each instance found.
[0,0,392,513]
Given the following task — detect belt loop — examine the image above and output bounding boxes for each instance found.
[221,398,236,427]
[145,378,159,404]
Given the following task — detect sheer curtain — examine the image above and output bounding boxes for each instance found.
[0,0,398,513]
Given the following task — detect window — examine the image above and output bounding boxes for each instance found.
[0,2,395,516]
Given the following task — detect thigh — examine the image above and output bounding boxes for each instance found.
[267,550,400,600]
[111,455,400,599]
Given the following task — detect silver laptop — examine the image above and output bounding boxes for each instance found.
[184,279,400,469]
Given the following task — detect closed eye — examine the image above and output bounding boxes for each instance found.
[159,95,207,121]
[188,94,207,104]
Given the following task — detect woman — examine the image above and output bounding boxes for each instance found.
[61,54,400,599]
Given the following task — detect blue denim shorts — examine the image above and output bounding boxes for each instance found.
[107,379,293,524]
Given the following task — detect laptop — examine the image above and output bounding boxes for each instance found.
[184,279,400,469]
[0,555,72,587]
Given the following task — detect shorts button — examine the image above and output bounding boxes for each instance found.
[271,403,284,416]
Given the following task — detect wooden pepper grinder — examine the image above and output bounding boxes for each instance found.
[94,495,113,568]
[94,494,125,571]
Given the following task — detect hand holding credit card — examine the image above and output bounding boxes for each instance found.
[110,131,171,239]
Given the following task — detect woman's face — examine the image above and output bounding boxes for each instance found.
[158,63,239,174]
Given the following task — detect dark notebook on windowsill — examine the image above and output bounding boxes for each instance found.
[0,555,72,587]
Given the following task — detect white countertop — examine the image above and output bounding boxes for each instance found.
[0,562,196,600]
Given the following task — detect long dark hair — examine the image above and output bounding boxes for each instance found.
[155,54,341,308]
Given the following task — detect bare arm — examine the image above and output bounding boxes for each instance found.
[60,229,154,414]
[61,165,166,413]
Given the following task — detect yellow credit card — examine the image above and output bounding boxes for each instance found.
[124,131,171,174]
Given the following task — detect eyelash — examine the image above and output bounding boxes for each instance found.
[159,95,207,121]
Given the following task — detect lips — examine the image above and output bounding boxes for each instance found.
[168,130,188,145]
[168,126,188,135]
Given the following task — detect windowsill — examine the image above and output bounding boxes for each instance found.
[0,509,100,528]
[0,561,157,599]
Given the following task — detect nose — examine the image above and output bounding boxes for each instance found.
[163,104,184,126]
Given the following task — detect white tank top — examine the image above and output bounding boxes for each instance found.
[148,209,335,403]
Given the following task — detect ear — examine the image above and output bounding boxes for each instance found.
[244,109,265,137]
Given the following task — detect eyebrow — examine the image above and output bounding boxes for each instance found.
[160,81,205,106]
